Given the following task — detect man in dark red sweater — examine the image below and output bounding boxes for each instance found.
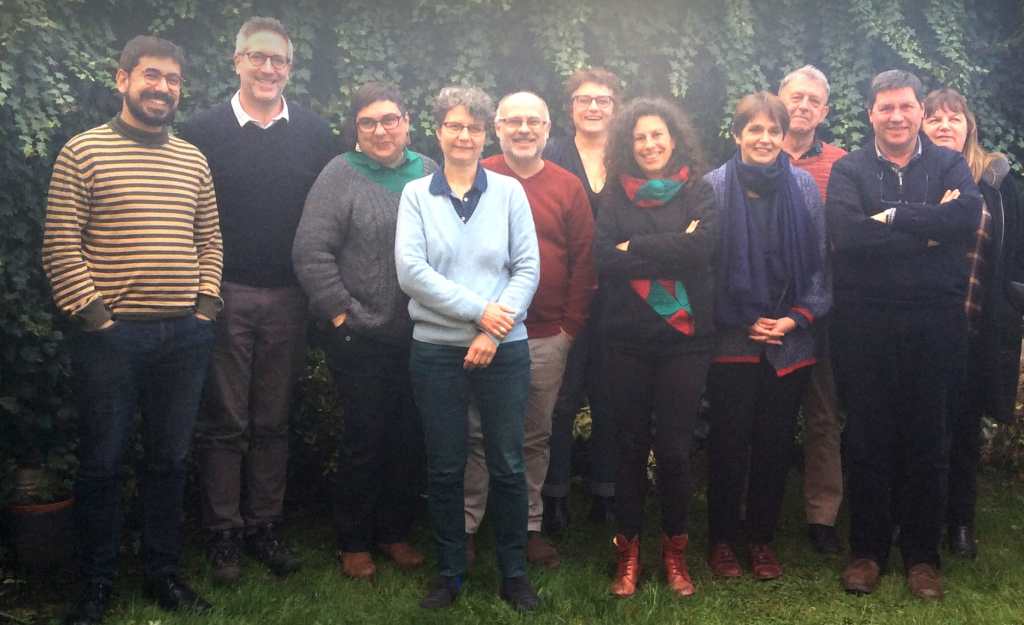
[778,65,847,556]
[462,92,596,568]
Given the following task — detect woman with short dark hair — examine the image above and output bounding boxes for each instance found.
[395,86,541,611]
[293,81,437,579]
[596,96,718,598]
[703,91,830,581]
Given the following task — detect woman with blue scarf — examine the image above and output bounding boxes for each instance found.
[595,97,718,598]
[703,92,831,581]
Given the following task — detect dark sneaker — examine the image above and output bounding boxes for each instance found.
[143,575,212,613]
[64,579,113,625]
[499,575,540,612]
[420,576,461,609]
[245,523,301,576]
[207,529,242,585]
[947,525,978,559]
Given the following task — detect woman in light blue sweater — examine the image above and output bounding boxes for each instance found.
[395,86,540,612]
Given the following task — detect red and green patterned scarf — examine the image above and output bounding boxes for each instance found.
[619,165,695,335]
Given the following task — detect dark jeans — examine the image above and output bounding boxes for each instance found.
[706,360,810,544]
[544,312,617,498]
[833,304,964,569]
[71,315,215,583]
[196,282,307,531]
[606,346,710,538]
[326,327,421,552]
[410,339,530,579]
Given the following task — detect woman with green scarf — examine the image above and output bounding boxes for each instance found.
[292,82,437,579]
[594,97,719,598]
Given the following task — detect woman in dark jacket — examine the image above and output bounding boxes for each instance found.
[703,92,830,581]
[541,67,623,529]
[595,97,718,598]
[922,87,1024,559]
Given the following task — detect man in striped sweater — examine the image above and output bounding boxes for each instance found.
[777,65,847,556]
[42,35,222,625]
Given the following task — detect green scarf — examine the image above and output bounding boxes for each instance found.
[343,148,425,193]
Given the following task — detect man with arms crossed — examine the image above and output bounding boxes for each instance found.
[827,70,980,600]
[464,91,596,568]
[179,17,335,584]
[43,35,222,624]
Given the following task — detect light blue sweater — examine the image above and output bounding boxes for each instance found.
[396,169,540,347]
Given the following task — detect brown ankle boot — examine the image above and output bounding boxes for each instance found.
[609,534,641,597]
[661,534,695,596]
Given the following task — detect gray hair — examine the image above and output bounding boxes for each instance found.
[234,16,294,62]
[432,86,495,126]
[868,69,923,108]
[495,91,550,122]
[779,64,831,99]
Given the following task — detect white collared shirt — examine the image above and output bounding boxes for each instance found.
[230,91,289,129]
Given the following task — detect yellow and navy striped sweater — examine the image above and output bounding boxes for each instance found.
[42,117,223,329]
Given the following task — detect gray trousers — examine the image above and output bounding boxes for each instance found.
[195,281,307,531]
[464,333,572,533]
[801,347,844,526]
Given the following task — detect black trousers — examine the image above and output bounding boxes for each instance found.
[833,304,965,569]
[947,331,984,528]
[606,345,710,538]
[706,360,810,544]
[325,327,422,552]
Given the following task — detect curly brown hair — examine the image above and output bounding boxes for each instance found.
[606,97,706,181]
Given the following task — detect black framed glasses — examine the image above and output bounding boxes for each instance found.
[441,121,486,136]
[241,51,290,69]
[572,95,614,109]
[357,114,403,132]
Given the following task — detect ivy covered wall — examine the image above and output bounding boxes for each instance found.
[3,0,1024,493]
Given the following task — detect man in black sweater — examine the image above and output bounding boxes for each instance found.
[826,70,980,601]
[179,16,336,585]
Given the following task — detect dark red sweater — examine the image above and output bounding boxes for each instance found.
[482,155,597,338]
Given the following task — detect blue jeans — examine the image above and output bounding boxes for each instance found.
[71,315,215,583]
[410,339,530,579]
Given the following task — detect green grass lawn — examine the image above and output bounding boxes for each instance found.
[8,464,1024,625]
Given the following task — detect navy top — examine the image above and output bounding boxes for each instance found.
[429,166,488,223]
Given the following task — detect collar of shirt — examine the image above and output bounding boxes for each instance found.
[798,140,823,160]
[874,134,922,170]
[230,91,289,129]
[429,165,488,223]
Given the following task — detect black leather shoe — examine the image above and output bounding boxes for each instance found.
[419,576,461,609]
[588,495,615,524]
[500,575,540,612]
[64,579,113,625]
[143,575,212,613]
[947,525,978,559]
[808,523,841,554]
[542,495,570,535]
[245,523,301,576]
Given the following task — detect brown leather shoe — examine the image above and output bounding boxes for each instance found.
[526,532,561,569]
[841,558,880,594]
[749,543,783,580]
[609,534,641,597]
[907,563,943,600]
[378,542,425,570]
[661,534,695,597]
[339,551,376,579]
[708,543,742,578]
